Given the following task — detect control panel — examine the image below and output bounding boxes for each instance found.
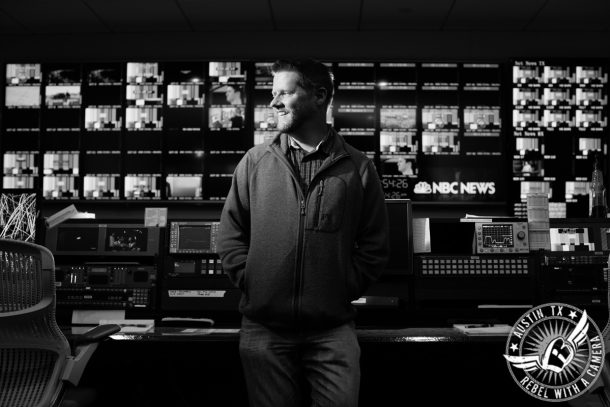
[169,221,219,254]
[55,263,156,310]
[475,222,529,254]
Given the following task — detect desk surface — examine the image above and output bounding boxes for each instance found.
[69,325,509,343]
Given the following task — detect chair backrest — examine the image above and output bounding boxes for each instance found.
[0,238,71,407]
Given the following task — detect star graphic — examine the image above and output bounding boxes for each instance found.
[569,311,578,319]
[510,343,518,352]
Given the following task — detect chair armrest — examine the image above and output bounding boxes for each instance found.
[72,324,121,346]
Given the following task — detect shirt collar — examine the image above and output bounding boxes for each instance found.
[287,127,333,154]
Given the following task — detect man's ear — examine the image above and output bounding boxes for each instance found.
[314,87,328,107]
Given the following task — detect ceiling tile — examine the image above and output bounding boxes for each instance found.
[177,0,273,31]
[84,0,190,32]
[270,0,360,30]
[531,0,610,31]
[445,0,546,31]
[0,0,108,33]
[360,0,454,30]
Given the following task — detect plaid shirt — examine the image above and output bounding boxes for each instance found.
[285,132,333,191]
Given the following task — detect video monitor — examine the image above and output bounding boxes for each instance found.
[209,106,244,130]
[106,227,148,252]
[43,152,79,175]
[550,228,594,252]
[44,109,80,130]
[169,221,220,254]
[46,65,81,84]
[575,110,606,129]
[513,158,543,177]
[254,62,273,89]
[380,131,417,154]
[515,137,540,156]
[421,107,459,130]
[126,62,163,83]
[519,181,551,200]
[125,107,163,130]
[56,227,99,252]
[84,86,122,106]
[333,105,375,131]
[254,107,278,130]
[210,82,246,107]
[209,62,246,83]
[5,86,41,107]
[2,176,35,189]
[461,63,501,89]
[543,110,573,129]
[167,84,204,106]
[380,154,417,178]
[166,176,202,199]
[124,130,163,151]
[335,63,375,87]
[6,63,41,84]
[543,88,573,107]
[164,62,204,84]
[83,175,120,199]
[576,89,606,107]
[3,152,37,175]
[565,181,589,198]
[126,85,163,105]
[513,63,541,85]
[123,153,161,175]
[86,63,122,85]
[421,132,459,154]
[576,66,607,86]
[41,132,78,152]
[85,107,121,130]
[206,152,241,177]
[2,109,39,131]
[82,152,121,174]
[254,131,276,146]
[164,108,204,130]
[543,65,573,85]
[513,88,541,107]
[124,175,162,199]
[463,107,500,134]
[380,107,416,130]
[577,137,602,156]
[513,109,542,129]
[42,175,77,199]
[165,151,204,174]
[420,63,459,89]
[384,199,413,275]
[164,131,203,150]
[376,63,417,89]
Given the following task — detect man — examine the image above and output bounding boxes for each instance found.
[217,59,389,407]
[224,83,243,105]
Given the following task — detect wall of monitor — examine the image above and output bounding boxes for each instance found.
[0,59,608,218]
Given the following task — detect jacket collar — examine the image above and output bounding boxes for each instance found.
[269,125,349,161]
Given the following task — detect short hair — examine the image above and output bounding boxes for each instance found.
[271,59,334,108]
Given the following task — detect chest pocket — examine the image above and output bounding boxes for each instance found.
[307,177,346,233]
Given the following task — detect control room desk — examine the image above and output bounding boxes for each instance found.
[76,327,565,407]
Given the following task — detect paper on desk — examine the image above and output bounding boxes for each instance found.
[72,309,125,325]
[453,324,511,336]
[413,218,431,253]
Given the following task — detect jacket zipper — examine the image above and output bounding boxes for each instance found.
[269,144,350,324]
[313,179,324,230]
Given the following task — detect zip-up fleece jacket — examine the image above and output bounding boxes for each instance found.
[217,129,389,330]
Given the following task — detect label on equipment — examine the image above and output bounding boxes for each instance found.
[167,290,226,298]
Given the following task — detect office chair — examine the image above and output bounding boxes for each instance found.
[0,238,120,407]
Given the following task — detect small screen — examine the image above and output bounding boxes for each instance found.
[105,228,148,252]
[56,228,98,251]
[481,224,514,248]
[178,225,212,251]
[550,228,594,252]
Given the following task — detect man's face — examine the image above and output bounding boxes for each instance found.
[270,71,318,133]
[225,86,238,104]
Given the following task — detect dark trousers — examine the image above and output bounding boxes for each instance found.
[239,317,361,407]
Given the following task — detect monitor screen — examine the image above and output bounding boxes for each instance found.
[56,227,98,252]
[169,222,219,254]
[105,227,149,252]
[384,199,413,275]
[550,228,594,252]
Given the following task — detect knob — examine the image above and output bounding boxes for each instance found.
[517,231,526,240]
